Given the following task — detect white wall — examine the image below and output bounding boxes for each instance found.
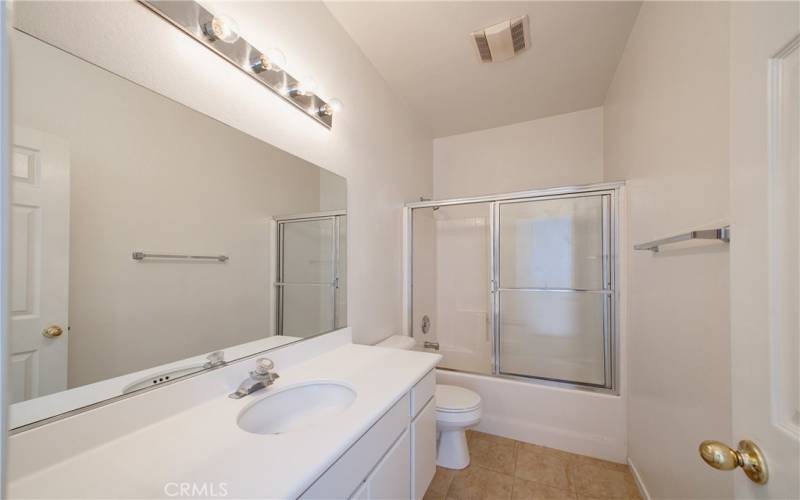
[12,32,334,387]
[604,3,732,499]
[433,107,603,199]
[12,0,433,347]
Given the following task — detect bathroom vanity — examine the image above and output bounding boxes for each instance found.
[8,330,441,498]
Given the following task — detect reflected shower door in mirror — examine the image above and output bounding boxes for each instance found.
[275,213,347,336]
[8,30,347,429]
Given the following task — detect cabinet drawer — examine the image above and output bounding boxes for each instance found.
[301,394,410,500]
[410,369,435,417]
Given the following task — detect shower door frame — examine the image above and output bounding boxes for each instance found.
[403,182,624,395]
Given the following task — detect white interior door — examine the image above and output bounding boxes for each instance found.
[9,126,70,403]
[730,3,800,499]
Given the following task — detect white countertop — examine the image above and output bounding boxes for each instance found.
[8,344,441,499]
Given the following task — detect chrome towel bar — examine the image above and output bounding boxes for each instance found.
[634,226,730,253]
[132,251,229,262]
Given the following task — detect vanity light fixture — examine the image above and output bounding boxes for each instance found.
[251,48,286,73]
[290,77,318,97]
[139,0,340,129]
[319,98,343,117]
[201,15,240,44]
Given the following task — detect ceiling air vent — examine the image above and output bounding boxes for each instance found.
[471,15,530,63]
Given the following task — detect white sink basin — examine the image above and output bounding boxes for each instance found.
[237,382,356,435]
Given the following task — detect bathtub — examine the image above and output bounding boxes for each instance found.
[413,342,627,463]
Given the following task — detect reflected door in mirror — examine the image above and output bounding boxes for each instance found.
[10,126,70,402]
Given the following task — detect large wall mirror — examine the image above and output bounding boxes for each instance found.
[8,28,347,430]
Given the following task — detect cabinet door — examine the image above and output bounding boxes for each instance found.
[411,399,436,500]
[367,429,411,500]
[301,395,410,500]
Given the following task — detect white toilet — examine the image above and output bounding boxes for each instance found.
[376,335,483,469]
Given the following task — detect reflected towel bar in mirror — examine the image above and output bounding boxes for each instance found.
[634,226,730,253]
[132,251,229,262]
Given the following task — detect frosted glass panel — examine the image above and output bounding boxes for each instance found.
[281,285,334,338]
[498,291,607,386]
[411,204,492,375]
[499,196,607,290]
[281,219,334,283]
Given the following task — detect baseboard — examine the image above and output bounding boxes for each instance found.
[475,413,627,463]
[627,457,652,500]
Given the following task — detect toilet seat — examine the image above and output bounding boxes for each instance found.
[435,384,482,413]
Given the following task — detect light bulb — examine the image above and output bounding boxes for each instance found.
[319,98,343,116]
[202,15,240,44]
[264,48,286,70]
[291,76,317,96]
[251,48,286,73]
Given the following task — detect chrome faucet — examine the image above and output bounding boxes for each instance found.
[228,358,280,399]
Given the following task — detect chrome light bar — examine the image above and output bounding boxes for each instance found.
[139,0,336,128]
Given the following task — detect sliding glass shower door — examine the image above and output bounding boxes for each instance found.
[495,195,612,387]
[408,185,618,392]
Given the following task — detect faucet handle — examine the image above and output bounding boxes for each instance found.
[254,358,275,375]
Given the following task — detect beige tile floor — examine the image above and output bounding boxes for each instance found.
[424,431,643,500]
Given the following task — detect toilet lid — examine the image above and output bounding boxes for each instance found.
[436,384,481,412]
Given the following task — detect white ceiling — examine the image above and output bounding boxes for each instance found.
[325,1,641,138]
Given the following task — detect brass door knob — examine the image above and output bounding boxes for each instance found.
[699,440,768,485]
[42,325,64,338]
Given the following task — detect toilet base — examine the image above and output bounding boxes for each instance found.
[436,429,470,469]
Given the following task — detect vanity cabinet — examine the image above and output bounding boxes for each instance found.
[301,369,436,500]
